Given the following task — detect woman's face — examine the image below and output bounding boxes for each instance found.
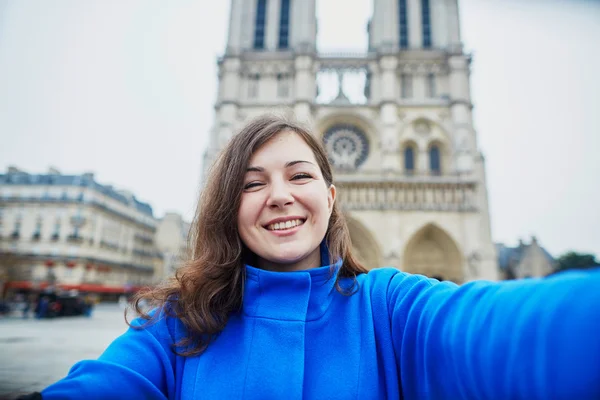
[237,131,336,272]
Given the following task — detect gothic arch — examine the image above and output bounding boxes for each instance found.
[346,215,383,270]
[399,116,452,151]
[316,113,376,141]
[426,139,448,175]
[399,139,418,174]
[402,223,464,282]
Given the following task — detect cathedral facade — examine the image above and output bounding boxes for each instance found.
[204,0,498,282]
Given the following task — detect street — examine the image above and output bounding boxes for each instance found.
[0,304,129,398]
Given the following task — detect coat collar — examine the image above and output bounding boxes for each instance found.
[242,244,342,321]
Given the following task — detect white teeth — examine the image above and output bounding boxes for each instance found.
[267,219,304,231]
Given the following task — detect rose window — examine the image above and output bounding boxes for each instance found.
[323,125,369,170]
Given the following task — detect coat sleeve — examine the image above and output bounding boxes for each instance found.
[41,311,177,400]
[387,268,600,400]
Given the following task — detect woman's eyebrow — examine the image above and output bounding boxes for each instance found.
[285,160,314,168]
[246,160,314,172]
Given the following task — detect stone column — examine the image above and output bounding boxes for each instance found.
[220,58,242,103]
[240,0,257,50]
[380,103,400,171]
[430,0,448,49]
[291,0,316,52]
[418,148,428,174]
[379,56,401,170]
[413,71,426,101]
[368,61,381,104]
[448,55,474,174]
[379,56,398,102]
[266,0,280,50]
[226,0,244,54]
[380,0,398,52]
[446,0,461,52]
[294,55,315,123]
[408,0,422,48]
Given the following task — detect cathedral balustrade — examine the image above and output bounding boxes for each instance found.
[317,53,374,70]
[336,179,478,212]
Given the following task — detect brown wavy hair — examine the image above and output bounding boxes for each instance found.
[129,114,369,357]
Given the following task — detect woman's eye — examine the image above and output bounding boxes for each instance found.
[291,173,312,180]
[243,182,263,190]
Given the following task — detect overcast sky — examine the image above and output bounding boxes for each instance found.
[0,0,599,257]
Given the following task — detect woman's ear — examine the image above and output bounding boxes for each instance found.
[327,184,336,215]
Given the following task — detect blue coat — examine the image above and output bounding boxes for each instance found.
[42,264,600,399]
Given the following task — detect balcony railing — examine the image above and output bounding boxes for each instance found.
[336,180,478,212]
[0,196,156,231]
[67,234,84,244]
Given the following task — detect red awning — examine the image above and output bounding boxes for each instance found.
[5,281,144,294]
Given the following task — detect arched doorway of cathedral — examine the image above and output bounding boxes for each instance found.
[345,215,383,270]
[402,223,464,282]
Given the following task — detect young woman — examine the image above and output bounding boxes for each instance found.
[36,115,599,399]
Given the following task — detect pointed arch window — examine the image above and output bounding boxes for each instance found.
[248,73,260,98]
[398,0,408,49]
[427,73,436,98]
[429,144,441,175]
[277,73,290,97]
[253,0,267,49]
[401,73,413,98]
[404,146,415,174]
[278,0,290,49]
[422,0,432,48]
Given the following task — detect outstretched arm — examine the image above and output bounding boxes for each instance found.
[388,269,600,400]
[40,312,177,400]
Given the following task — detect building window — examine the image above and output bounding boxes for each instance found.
[404,146,415,174]
[398,0,408,49]
[278,0,290,49]
[52,219,61,241]
[422,0,432,48]
[253,0,267,49]
[277,73,289,97]
[401,73,413,98]
[323,124,370,170]
[429,144,441,175]
[248,73,260,98]
[427,73,436,98]
[12,218,21,239]
[32,217,42,240]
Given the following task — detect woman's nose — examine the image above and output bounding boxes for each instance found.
[266,180,294,208]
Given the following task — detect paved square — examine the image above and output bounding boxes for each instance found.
[0,304,130,397]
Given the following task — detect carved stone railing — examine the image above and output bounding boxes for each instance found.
[336,179,478,212]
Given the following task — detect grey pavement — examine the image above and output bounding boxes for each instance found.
[0,304,130,398]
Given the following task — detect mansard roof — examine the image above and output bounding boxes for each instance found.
[0,168,153,217]
[495,241,555,271]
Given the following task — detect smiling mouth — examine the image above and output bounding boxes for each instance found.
[265,219,306,231]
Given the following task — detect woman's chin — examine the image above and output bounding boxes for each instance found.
[259,251,318,271]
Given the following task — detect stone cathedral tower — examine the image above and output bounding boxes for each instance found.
[204,0,499,282]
